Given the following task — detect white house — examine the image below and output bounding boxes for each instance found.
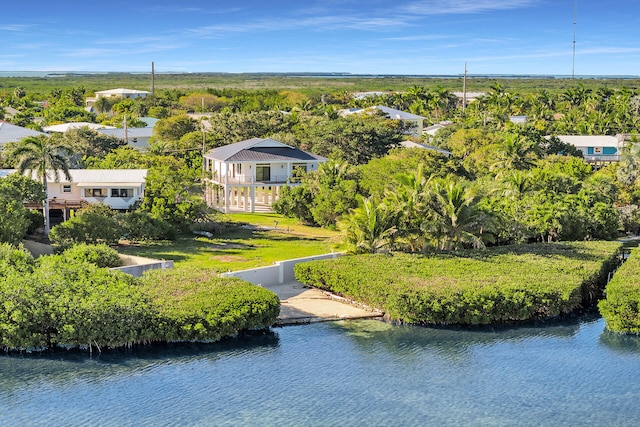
[204,138,326,213]
[0,121,47,148]
[96,127,153,149]
[43,122,115,133]
[2,169,148,221]
[553,135,625,164]
[340,105,426,136]
[94,88,151,100]
[86,88,152,108]
[399,140,452,156]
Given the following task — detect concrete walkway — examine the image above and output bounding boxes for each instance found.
[264,281,384,326]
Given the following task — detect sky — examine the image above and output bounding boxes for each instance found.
[1,0,639,76]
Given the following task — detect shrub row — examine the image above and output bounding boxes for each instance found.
[599,248,640,334]
[49,209,176,250]
[0,244,279,352]
[295,241,621,325]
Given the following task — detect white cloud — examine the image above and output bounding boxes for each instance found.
[400,0,540,15]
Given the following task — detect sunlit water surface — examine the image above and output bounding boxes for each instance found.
[1,316,639,426]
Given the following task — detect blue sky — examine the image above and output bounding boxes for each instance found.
[1,0,639,75]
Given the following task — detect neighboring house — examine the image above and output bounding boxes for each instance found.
[340,105,426,136]
[424,120,453,142]
[553,135,625,165]
[509,115,528,125]
[86,88,152,108]
[2,169,147,221]
[204,138,326,213]
[94,88,151,100]
[452,91,486,107]
[0,121,47,148]
[399,140,452,156]
[95,127,153,149]
[43,122,116,133]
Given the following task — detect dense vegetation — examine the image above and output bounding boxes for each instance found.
[2,74,640,337]
[0,243,279,352]
[599,249,640,334]
[295,241,622,325]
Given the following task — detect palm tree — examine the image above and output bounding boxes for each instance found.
[385,164,432,252]
[11,135,72,235]
[339,196,397,254]
[490,133,540,174]
[427,177,494,251]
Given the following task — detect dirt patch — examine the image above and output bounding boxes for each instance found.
[208,243,249,250]
[214,255,248,262]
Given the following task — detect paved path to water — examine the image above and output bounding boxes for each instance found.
[264,281,384,325]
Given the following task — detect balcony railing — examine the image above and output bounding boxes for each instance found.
[212,174,294,185]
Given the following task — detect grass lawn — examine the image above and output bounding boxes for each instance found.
[117,213,340,272]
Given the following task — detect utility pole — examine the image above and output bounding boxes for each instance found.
[462,62,467,113]
[123,114,128,144]
[151,61,155,94]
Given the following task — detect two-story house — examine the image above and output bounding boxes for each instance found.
[204,138,326,213]
[553,135,625,166]
[2,169,148,223]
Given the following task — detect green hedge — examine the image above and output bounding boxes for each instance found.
[139,269,280,342]
[61,243,123,268]
[0,245,279,352]
[295,241,621,325]
[599,248,640,334]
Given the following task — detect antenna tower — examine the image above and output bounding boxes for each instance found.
[572,1,577,79]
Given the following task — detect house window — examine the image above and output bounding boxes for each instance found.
[84,188,106,197]
[111,188,132,197]
[256,165,270,181]
[62,185,71,193]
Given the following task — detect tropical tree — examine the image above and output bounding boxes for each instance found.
[11,135,71,234]
[339,196,397,254]
[427,177,494,251]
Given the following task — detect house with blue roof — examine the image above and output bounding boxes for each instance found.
[204,138,326,213]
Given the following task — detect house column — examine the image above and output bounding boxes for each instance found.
[224,185,230,213]
[250,187,255,213]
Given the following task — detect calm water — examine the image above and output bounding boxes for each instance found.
[1,316,639,427]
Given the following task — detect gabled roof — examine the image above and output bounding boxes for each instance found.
[371,106,426,120]
[96,127,153,138]
[400,140,452,156]
[554,135,622,148]
[342,106,426,120]
[0,121,47,145]
[43,122,116,133]
[20,169,148,185]
[95,88,151,96]
[205,138,326,162]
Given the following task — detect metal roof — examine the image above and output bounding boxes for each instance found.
[95,88,151,96]
[371,106,426,120]
[43,122,115,133]
[554,135,622,148]
[0,122,47,145]
[19,169,148,184]
[205,138,325,162]
[96,128,153,138]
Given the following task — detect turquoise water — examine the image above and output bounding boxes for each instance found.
[1,316,639,426]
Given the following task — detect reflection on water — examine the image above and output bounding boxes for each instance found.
[1,317,639,426]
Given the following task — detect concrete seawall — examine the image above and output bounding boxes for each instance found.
[111,254,174,277]
[222,252,383,325]
[220,252,342,286]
